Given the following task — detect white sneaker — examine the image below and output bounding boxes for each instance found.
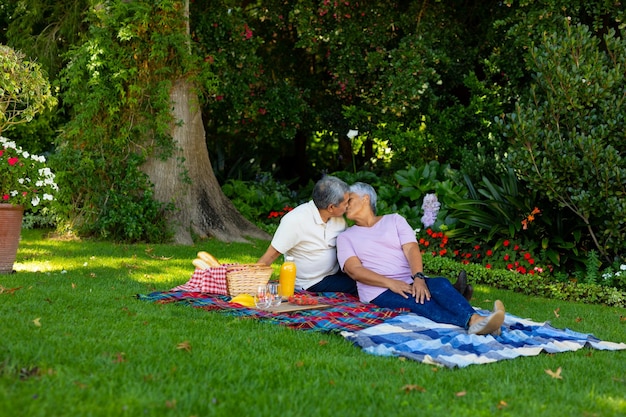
[468,309,505,335]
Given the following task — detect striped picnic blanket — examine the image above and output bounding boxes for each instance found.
[136,290,404,332]
[340,311,626,368]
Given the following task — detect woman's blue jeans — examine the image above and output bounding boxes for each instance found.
[371,277,476,328]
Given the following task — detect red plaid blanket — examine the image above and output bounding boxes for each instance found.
[137,290,405,333]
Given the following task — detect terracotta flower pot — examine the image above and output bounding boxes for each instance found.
[0,204,24,274]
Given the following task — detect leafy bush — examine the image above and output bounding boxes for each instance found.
[501,20,626,268]
[424,253,626,308]
[221,174,300,234]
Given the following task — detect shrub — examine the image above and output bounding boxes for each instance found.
[424,253,626,308]
[501,19,626,268]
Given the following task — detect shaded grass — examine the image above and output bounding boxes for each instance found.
[1,229,625,417]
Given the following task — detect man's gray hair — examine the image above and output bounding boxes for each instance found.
[312,175,349,209]
[349,182,377,215]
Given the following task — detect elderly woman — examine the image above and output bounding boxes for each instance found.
[337,182,505,335]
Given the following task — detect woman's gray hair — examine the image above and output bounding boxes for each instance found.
[312,175,349,209]
[350,182,377,214]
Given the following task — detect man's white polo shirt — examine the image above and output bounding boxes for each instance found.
[271,200,346,289]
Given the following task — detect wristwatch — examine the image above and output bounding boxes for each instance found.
[412,272,427,280]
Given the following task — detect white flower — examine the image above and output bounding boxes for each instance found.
[43,193,54,201]
[620,264,626,271]
[347,129,359,139]
[31,195,40,207]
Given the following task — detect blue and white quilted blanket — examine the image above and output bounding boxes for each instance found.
[341,311,626,368]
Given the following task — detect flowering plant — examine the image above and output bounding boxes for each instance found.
[0,136,58,211]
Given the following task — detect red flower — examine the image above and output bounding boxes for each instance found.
[503,240,510,247]
[507,263,513,269]
[486,249,493,256]
[503,254,510,261]
[2,194,9,201]
[8,157,19,166]
[486,264,492,269]
[524,252,531,260]
[474,244,481,250]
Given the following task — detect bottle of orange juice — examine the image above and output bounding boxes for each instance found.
[279,255,296,297]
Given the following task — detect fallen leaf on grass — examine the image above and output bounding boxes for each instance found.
[401,384,426,393]
[145,247,172,260]
[553,307,560,318]
[545,367,563,379]
[620,316,626,323]
[0,285,22,295]
[318,340,328,346]
[575,317,583,322]
[32,318,41,327]
[497,400,508,409]
[176,341,192,353]
[165,399,177,409]
[113,352,126,363]
[455,391,467,397]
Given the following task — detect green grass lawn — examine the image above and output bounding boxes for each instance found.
[1,229,625,417]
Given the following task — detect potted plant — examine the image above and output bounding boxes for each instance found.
[1,44,58,273]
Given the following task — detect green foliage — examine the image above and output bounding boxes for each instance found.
[0,44,57,135]
[221,174,301,235]
[392,161,464,230]
[54,0,193,242]
[424,253,626,307]
[52,147,173,242]
[501,19,626,265]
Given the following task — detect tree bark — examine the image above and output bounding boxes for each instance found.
[142,79,270,244]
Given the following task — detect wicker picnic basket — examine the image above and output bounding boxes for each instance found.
[226,264,273,296]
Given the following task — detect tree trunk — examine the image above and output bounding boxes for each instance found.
[142,79,270,244]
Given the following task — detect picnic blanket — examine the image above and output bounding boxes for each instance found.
[136,290,404,332]
[340,311,626,368]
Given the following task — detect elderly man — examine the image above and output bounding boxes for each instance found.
[257,175,358,295]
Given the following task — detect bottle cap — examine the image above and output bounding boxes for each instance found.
[285,255,294,262]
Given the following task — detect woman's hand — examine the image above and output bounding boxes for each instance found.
[411,279,431,304]
[386,279,412,298]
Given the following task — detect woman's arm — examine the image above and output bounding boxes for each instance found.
[342,256,414,299]
[402,241,430,304]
